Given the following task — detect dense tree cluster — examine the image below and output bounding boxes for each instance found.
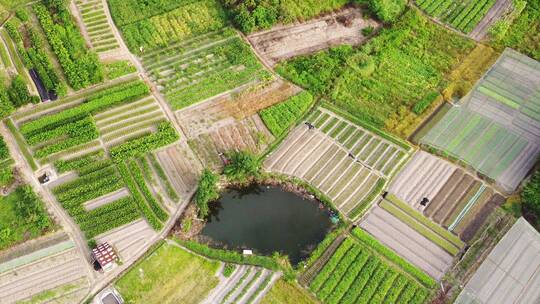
[34,1,103,90]
[221,0,348,33]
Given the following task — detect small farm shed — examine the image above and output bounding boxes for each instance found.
[92,242,118,272]
[455,217,540,304]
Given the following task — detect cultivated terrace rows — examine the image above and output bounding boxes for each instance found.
[0,0,538,303]
[421,49,540,192]
[264,106,410,220]
[202,265,280,304]
[73,0,121,54]
[0,236,90,303]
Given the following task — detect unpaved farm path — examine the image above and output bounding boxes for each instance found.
[0,121,96,282]
[469,0,512,41]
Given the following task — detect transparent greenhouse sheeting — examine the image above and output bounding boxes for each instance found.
[454,217,540,304]
[421,49,540,192]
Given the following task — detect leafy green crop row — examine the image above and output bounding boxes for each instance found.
[20,81,149,135]
[31,118,99,159]
[110,122,179,162]
[33,2,103,90]
[310,236,428,303]
[260,91,314,137]
[118,162,163,230]
[127,160,168,222]
[54,150,105,173]
[351,228,436,287]
[310,238,354,292]
[51,164,138,238]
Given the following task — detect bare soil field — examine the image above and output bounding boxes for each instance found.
[189,114,274,171]
[248,7,380,66]
[96,219,157,262]
[175,79,300,138]
[359,205,454,280]
[389,150,502,241]
[389,151,456,209]
[0,240,90,303]
[155,142,203,198]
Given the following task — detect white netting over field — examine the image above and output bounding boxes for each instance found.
[421,49,540,192]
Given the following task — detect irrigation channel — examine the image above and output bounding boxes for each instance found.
[201,184,335,264]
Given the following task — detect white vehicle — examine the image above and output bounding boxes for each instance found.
[98,287,124,304]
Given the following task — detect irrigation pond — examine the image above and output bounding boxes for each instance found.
[201,184,334,264]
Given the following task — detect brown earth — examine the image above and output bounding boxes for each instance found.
[248,7,380,66]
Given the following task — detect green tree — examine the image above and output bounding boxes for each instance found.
[368,0,407,23]
[195,169,220,218]
[223,151,260,181]
[522,171,540,227]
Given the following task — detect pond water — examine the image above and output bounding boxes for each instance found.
[201,184,333,265]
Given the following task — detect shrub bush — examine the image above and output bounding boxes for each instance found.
[224,151,260,181]
[368,0,407,23]
[195,169,219,218]
[522,171,540,228]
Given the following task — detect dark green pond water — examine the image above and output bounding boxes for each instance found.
[201,184,333,264]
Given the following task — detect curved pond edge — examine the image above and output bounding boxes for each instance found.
[172,175,348,273]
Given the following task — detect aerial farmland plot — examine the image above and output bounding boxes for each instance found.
[5,75,180,248]
[247,7,380,67]
[264,106,412,220]
[176,80,303,170]
[415,0,512,39]
[202,264,280,304]
[388,151,505,241]
[455,217,540,304]
[0,232,91,303]
[72,0,121,55]
[421,49,540,193]
[306,234,434,304]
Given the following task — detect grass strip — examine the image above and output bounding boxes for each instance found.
[385,193,464,248]
[176,239,279,270]
[5,119,38,170]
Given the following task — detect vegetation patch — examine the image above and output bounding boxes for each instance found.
[0,186,53,250]
[260,91,315,137]
[33,1,103,90]
[222,0,349,33]
[309,236,431,303]
[277,8,475,137]
[115,241,220,304]
[261,279,317,304]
